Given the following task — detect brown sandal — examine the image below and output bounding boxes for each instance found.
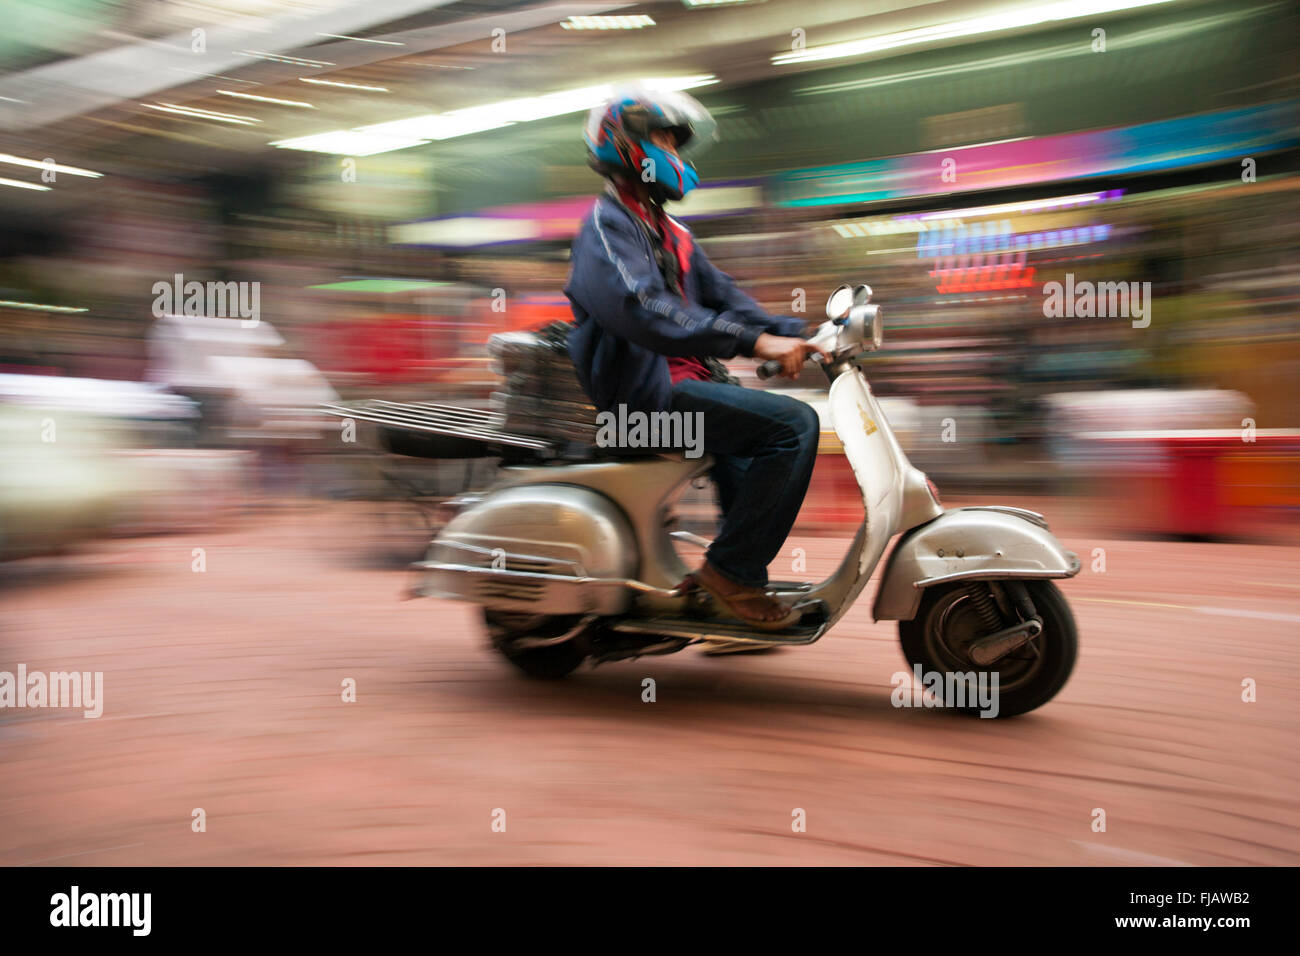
[692,561,801,632]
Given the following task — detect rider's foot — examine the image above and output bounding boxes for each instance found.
[693,560,802,632]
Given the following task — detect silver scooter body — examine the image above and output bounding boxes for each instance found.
[413,284,1080,649]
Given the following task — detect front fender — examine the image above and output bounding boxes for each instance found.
[873,507,1080,621]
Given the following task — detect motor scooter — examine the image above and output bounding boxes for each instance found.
[329,284,1081,717]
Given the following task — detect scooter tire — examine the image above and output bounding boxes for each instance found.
[484,610,589,679]
[898,580,1077,718]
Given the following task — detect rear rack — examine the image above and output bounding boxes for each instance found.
[319,399,554,451]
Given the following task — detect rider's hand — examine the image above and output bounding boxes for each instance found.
[753,333,831,380]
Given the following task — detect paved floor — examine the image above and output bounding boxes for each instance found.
[1,501,1297,865]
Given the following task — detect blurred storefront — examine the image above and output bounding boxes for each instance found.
[2,0,1298,542]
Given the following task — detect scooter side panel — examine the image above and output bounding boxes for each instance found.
[488,454,713,595]
[424,454,711,619]
[424,484,638,615]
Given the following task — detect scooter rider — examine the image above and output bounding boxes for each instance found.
[565,88,829,631]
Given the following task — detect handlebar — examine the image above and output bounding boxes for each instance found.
[755,350,830,381]
[752,289,878,381]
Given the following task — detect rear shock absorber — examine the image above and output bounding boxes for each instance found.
[967,583,1003,633]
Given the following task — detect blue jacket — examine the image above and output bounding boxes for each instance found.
[565,195,807,413]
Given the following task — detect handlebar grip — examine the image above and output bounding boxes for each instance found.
[755,359,783,380]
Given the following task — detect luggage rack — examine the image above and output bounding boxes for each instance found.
[319,399,555,452]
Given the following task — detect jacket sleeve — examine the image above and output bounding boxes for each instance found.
[568,204,764,359]
[692,243,808,339]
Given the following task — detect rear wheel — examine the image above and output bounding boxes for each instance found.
[483,610,591,679]
[898,580,1077,718]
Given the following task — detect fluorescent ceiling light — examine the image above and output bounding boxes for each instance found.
[273,75,717,155]
[562,15,656,29]
[902,192,1114,221]
[217,90,315,108]
[0,299,86,311]
[171,70,259,85]
[682,0,763,7]
[360,102,520,141]
[299,78,390,92]
[795,8,1242,97]
[640,75,719,91]
[316,33,405,46]
[774,0,1178,64]
[0,177,51,192]
[269,130,428,156]
[237,51,335,68]
[145,103,261,125]
[0,153,102,178]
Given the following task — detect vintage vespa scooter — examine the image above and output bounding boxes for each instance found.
[383,285,1080,717]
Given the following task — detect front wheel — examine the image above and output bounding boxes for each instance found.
[898,580,1077,718]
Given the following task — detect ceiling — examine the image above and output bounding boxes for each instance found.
[0,0,1293,221]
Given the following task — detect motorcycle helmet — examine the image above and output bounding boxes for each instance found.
[584,87,716,203]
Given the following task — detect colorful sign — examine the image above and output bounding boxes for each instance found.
[772,101,1299,208]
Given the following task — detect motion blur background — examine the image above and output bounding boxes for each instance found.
[1,0,1298,867]
[1,0,1297,552]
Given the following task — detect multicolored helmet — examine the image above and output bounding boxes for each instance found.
[584,88,716,203]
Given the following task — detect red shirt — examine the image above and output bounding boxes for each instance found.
[614,184,711,385]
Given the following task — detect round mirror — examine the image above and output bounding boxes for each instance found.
[826,284,854,320]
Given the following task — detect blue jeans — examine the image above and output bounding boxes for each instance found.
[670,379,820,588]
